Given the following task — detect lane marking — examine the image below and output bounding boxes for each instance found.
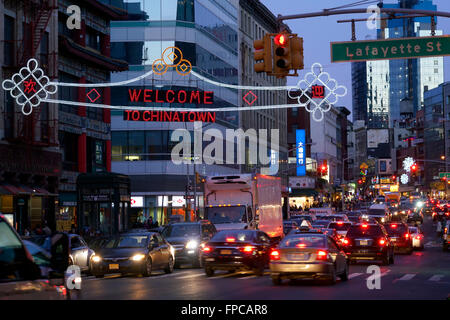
[348,273,363,279]
[398,274,416,281]
[428,274,444,281]
[176,273,205,280]
[239,275,257,280]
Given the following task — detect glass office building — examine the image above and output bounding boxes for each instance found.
[352,0,444,128]
[102,0,240,224]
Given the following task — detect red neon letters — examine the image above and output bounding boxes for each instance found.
[124,110,216,123]
[128,89,214,104]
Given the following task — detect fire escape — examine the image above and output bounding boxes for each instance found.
[8,0,58,147]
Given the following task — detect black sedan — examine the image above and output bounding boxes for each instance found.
[90,232,175,277]
[201,230,275,276]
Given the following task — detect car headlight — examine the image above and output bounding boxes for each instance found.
[381,218,385,222]
[185,240,199,249]
[91,255,102,263]
[131,254,146,261]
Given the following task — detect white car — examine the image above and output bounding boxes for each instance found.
[408,226,424,250]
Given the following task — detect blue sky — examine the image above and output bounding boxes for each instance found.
[261,0,450,116]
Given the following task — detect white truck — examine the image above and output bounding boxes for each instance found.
[203,173,283,239]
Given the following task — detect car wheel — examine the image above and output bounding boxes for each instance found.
[382,253,389,266]
[253,263,265,277]
[272,276,282,285]
[340,262,349,281]
[142,258,152,277]
[205,267,215,277]
[192,256,203,268]
[326,266,337,285]
[164,256,174,274]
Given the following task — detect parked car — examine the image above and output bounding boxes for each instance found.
[0,215,74,299]
[269,232,349,285]
[90,232,175,277]
[443,221,450,251]
[161,221,217,268]
[201,230,275,276]
[26,233,95,273]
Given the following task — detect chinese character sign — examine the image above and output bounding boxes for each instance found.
[296,129,306,176]
[311,85,325,99]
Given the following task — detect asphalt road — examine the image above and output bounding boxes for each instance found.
[80,216,450,300]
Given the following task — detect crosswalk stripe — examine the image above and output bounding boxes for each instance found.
[348,273,363,279]
[239,275,257,280]
[398,274,416,281]
[428,274,444,281]
[176,273,204,280]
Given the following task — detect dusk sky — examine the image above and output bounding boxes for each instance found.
[261,0,450,116]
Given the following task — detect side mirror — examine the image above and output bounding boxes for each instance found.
[50,233,70,276]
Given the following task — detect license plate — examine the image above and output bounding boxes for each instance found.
[391,238,397,242]
[220,250,232,255]
[287,253,306,261]
[109,264,119,270]
[205,258,215,262]
[360,240,368,246]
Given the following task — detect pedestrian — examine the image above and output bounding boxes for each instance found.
[148,216,154,228]
[24,228,30,236]
[42,223,51,236]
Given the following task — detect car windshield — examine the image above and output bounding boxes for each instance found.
[328,222,352,231]
[162,224,199,238]
[205,206,247,224]
[368,209,385,216]
[105,235,148,248]
[383,224,408,236]
[313,220,330,227]
[280,235,326,248]
[211,230,255,242]
[409,227,418,233]
[347,225,383,238]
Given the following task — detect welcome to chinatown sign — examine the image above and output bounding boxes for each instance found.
[331,35,450,62]
[124,89,216,122]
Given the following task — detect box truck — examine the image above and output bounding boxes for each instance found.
[203,174,283,239]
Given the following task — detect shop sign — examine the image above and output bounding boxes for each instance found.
[295,129,306,176]
[124,110,216,123]
[82,195,110,201]
[131,196,143,207]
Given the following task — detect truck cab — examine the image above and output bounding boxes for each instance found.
[203,174,283,239]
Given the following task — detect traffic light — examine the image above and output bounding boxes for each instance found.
[318,160,328,176]
[290,36,304,71]
[273,33,291,77]
[391,175,396,183]
[410,163,418,176]
[358,179,363,185]
[195,172,201,184]
[253,34,272,73]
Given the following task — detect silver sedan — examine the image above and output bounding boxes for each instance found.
[408,226,424,250]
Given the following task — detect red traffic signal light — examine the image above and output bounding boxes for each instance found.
[274,33,288,47]
[358,179,363,185]
[410,164,417,172]
[391,175,396,181]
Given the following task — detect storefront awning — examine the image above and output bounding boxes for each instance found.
[0,184,57,196]
[290,188,318,197]
[1,184,26,195]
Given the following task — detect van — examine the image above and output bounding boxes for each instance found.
[368,204,390,223]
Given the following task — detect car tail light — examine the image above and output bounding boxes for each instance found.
[296,243,306,248]
[341,238,350,245]
[379,239,386,246]
[404,233,410,239]
[240,245,255,253]
[316,250,328,261]
[391,224,397,228]
[337,221,344,225]
[415,235,422,240]
[226,237,235,242]
[270,249,280,260]
[202,246,212,252]
[408,210,411,214]
[361,224,368,228]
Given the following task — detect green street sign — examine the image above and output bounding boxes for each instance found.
[439,172,450,179]
[331,35,450,63]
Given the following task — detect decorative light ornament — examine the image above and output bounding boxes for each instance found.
[400,174,409,185]
[403,157,415,173]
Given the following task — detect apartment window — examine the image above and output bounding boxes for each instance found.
[447,96,450,105]
[292,108,298,117]
[4,15,15,66]
[86,29,101,51]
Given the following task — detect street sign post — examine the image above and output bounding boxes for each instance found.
[331,35,450,63]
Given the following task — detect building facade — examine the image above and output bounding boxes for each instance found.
[106,0,243,225]
[57,0,128,234]
[1,0,60,234]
